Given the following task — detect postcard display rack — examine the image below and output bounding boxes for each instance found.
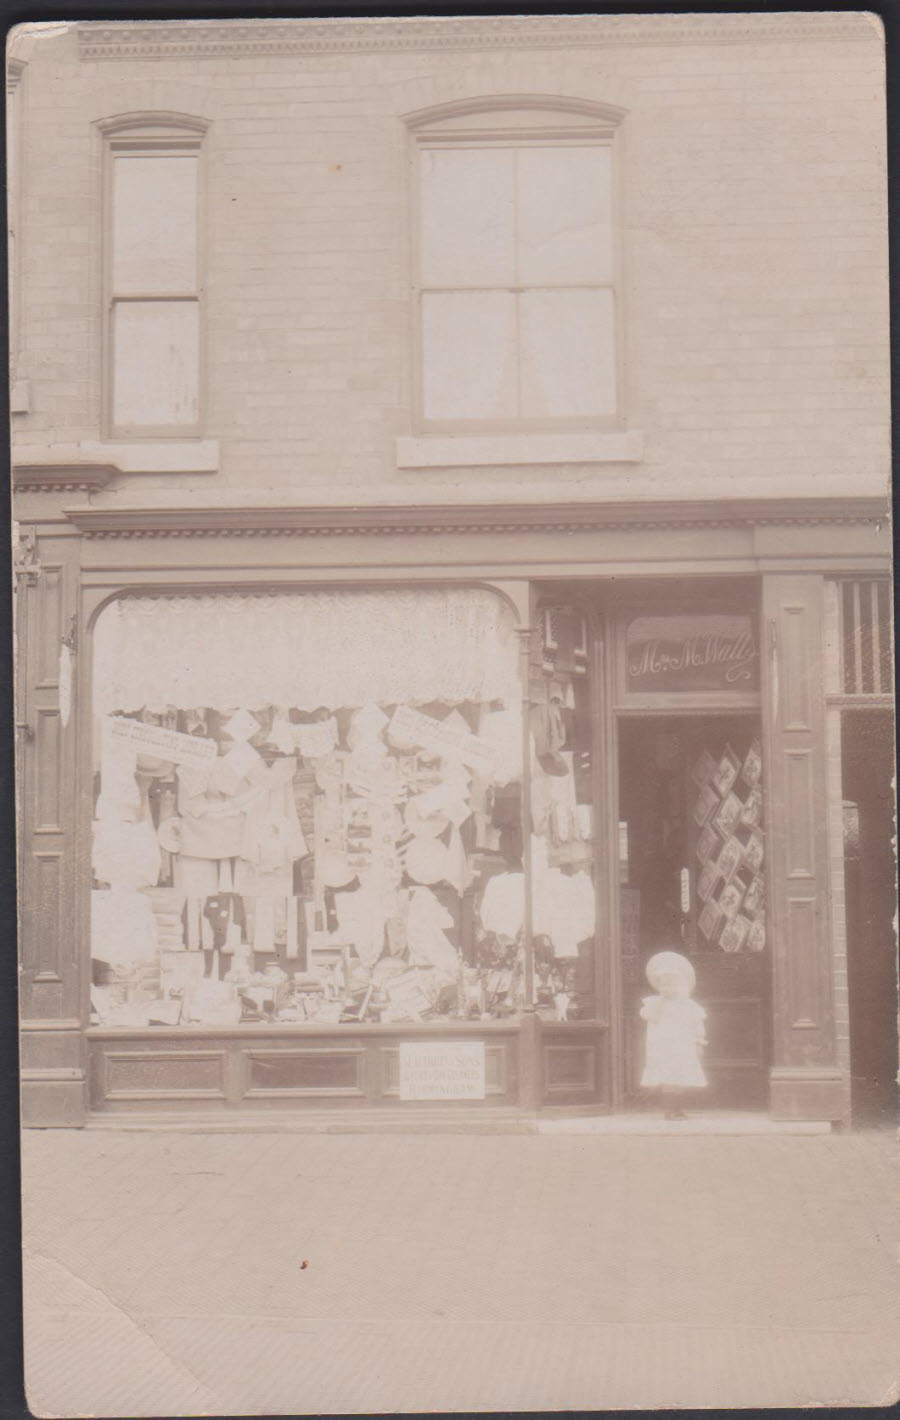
[691,738,766,957]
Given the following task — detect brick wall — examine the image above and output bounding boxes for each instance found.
[9,16,890,504]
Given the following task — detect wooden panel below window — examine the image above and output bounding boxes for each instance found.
[103,1049,226,1100]
[245,1048,365,1097]
[542,1039,600,1098]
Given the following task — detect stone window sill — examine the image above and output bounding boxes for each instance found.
[396,429,643,470]
[12,438,220,477]
[91,439,220,474]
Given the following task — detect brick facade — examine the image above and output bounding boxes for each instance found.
[9,14,890,504]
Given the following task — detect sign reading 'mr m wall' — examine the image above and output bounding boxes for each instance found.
[625,614,760,693]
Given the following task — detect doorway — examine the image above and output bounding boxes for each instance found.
[617,715,770,1109]
[841,710,898,1124]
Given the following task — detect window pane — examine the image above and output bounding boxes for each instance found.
[517,145,613,285]
[519,288,616,418]
[419,147,515,287]
[422,290,517,420]
[112,154,198,294]
[112,300,199,427]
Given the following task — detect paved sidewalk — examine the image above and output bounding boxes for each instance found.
[21,1127,898,1414]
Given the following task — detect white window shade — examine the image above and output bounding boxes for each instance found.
[519,288,616,418]
[112,154,198,294]
[92,589,522,716]
[106,128,203,435]
[112,301,200,428]
[516,146,613,285]
[422,291,517,421]
[419,147,515,286]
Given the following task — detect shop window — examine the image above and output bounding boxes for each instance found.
[102,115,206,436]
[409,99,624,430]
[530,601,598,1020]
[89,588,537,1031]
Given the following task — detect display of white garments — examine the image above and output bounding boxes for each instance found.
[531,752,581,845]
[240,757,307,872]
[348,702,389,748]
[173,855,219,899]
[334,883,385,968]
[97,732,142,819]
[547,755,580,844]
[92,817,161,890]
[176,765,246,860]
[233,859,294,899]
[91,888,159,966]
[285,896,300,959]
[640,995,707,1089]
[532,868,595,958]
[222,709,260,744]
[252,898,276,953]
[529,835,594,957]
[269,710,296,755]
[294,717,338,760]
[478,872,525,940]
[406,886,458,979]
[210,740,262,796]
[444,824,470,896]
[477,707,523,787]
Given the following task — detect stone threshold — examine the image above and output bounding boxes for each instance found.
[82,1108,831,1136]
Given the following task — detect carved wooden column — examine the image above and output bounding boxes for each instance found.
[17,523,86,1126]
[761,573,842,1120]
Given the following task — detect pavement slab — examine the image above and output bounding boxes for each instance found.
[20,1128,899,1414]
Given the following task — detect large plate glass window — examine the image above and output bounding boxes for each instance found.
[89,588,530,1030]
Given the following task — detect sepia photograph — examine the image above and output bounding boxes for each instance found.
[9,11,897,1414]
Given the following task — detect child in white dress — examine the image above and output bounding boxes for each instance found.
[640,951,707,1119]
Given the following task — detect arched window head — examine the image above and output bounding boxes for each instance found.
[100,114,208,436]
[406,97,626,431]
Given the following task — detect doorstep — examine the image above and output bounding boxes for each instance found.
[536,1112,832,1136]
[83,1107,831,1136]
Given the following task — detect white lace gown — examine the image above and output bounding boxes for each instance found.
[640,995,708,1089]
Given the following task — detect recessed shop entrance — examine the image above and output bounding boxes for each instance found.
[617,714,770,1110]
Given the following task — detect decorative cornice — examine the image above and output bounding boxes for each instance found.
[62,497,890,539]
[77,14,878,63]
[14,463,118,494]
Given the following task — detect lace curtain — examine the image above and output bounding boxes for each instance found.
[93,589,521,715]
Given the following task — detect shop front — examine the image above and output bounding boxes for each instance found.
[16,499,888,1126]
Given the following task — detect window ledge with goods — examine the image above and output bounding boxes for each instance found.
[396,430,643,470]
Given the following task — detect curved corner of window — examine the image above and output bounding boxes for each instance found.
[395,429,643,470]
[86,438,220,475]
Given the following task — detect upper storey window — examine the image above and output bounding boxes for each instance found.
[102,116,206,436]
[410,99,624,431]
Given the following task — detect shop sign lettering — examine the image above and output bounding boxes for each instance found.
[105,715,217,768]
[625,615,759,692]
[399,1041,486,1100]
